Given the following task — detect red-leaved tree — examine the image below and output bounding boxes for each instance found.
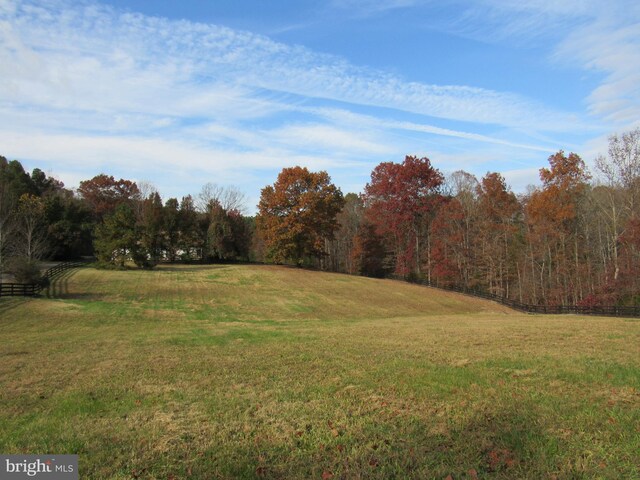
[363,155,444,277]
[77,174,139,221]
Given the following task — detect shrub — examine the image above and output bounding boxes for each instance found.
[6,257,48,285]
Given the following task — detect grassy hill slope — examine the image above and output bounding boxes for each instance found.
[1,264,638,479]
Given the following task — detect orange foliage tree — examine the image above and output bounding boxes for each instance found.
[525,151,590,304]
[475,172,521,297]
[257,167,344,265]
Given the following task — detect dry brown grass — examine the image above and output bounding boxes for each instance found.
[1,264,638,478]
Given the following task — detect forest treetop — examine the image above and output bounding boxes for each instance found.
[1,127,639,306]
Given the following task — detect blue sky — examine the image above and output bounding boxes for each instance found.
[1,0,639,212]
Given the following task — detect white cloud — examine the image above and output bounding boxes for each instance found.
[310,107,556,153]
[556,20,640,126]
[329,0,422,17]
[2,0,633,205]
[267,124,394,156]
[501,167,542,193]
[0,0,578,130]
[0,129,355,174]
[448,0,640,131]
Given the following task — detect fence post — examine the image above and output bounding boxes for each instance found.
[0,261,87,298]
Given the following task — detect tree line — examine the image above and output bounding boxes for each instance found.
[0,161,253,281]
[1,128,638,306]
[256,129,640,307]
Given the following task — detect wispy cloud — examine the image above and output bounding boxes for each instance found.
[557,20,640,127]
[445,0,640,130]
[310,107,557,153]
[0,0,626,209]
[0,0,577,130]
[329,0,422,17]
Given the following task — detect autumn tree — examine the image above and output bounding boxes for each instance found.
[1,158,57,273]
[617,217,640,304]
[430,197,467,286]
[431,171,481,287]
[525,151,590,304]
[351,222,388,278]
[325,193,364,273]
[257,167,344,265]
[363,155,444,277]
[77,174,139,221]
[475,172,521,297]
[593,128,640,282]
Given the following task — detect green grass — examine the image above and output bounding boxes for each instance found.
[1,264,639,479]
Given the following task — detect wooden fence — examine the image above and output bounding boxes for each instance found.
[0,283,40,297]
[0,261,88,298]
[393,276,640,317]
[2,261,638,317]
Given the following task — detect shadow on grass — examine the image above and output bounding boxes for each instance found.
[0,297,30,317]
[105,404,567,479]
[157,264,232,272]
[45,268,81,298]
[58,292,108,301]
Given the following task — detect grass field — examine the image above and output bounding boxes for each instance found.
[1,264,639,479]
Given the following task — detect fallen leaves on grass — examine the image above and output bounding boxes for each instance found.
[486,448,517,471]
[255,466,267,477]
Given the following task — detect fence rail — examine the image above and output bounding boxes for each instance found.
[0,261,88,298]
[2,262,638,317]
[0,283,40,297]
[392,276,640,318]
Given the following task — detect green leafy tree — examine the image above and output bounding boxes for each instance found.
[31,168,64,197]
[206,201,236,261]
[0,170,15,278]
[138,192,164,267]
[94,203,138,268]
[178,195,203,261]
[229,210,252,261]
[0,156,37,199]
[163,198,180,262]
[44,193,94,259]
